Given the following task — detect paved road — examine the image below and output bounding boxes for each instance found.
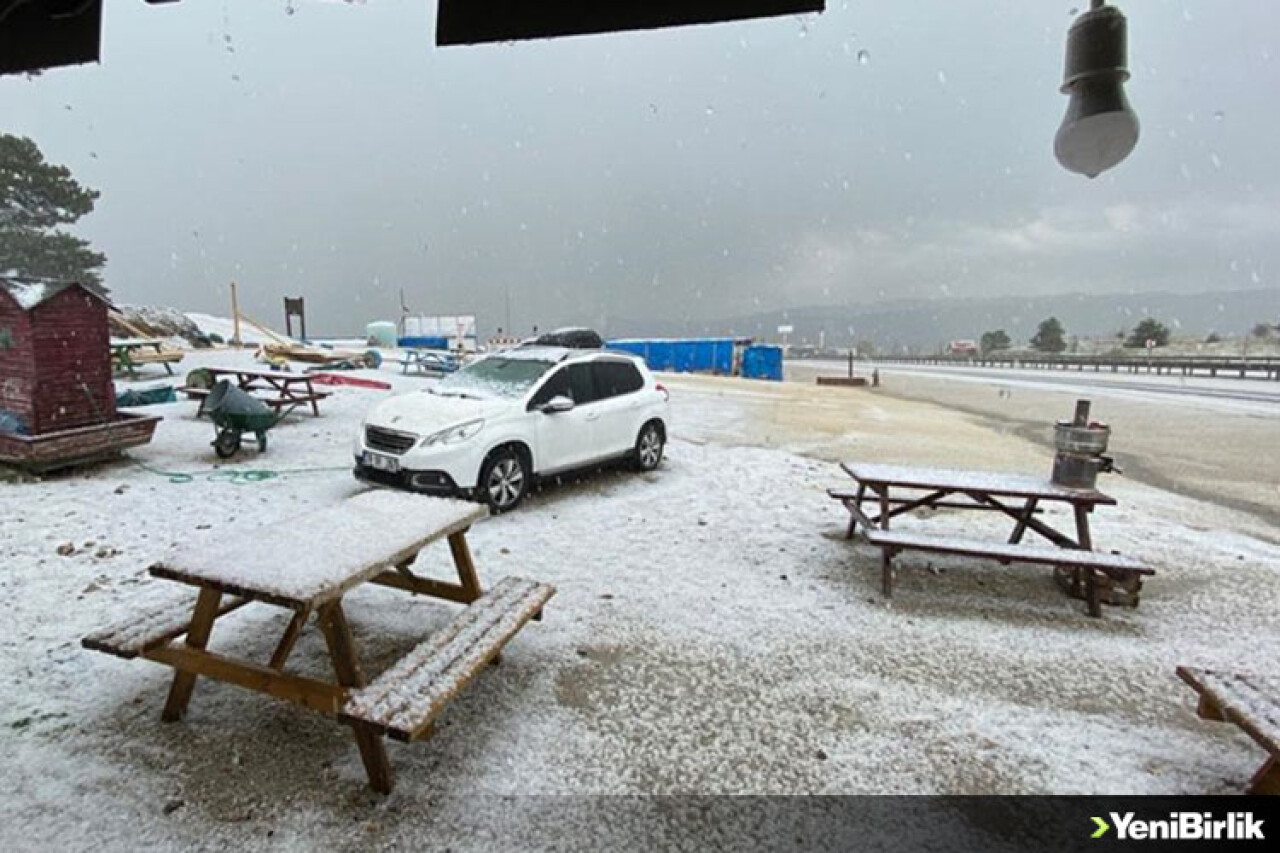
[796,361,1280,415]
[788,359,1280,528]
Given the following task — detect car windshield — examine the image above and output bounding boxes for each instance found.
[432,355,555,400]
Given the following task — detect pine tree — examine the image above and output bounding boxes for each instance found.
[0,134,106,287]
[1030,317,1067,353]
[1124,318,1171,348]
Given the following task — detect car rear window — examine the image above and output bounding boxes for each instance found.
[593,360,644,399]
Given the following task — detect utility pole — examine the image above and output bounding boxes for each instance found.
[230,281,242,347]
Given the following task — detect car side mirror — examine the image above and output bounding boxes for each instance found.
[540,395,575,414]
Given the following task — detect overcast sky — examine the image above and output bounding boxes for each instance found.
[2,0,1277,335]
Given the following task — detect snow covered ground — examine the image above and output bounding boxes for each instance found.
[3,348,1280,850]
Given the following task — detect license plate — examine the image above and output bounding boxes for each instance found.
[365,451,400,473]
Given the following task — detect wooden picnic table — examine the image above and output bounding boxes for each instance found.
[181,366,330,417]
[82,491,555,793]
[110,337,184,377]
[832,462,1152,616]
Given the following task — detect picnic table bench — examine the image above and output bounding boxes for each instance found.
[397,349,460,376]
[111,338,184,377]
[833,462,1153,617]
[82,490,555,794]
[1177,666,1280,795]
[179,366,331,417]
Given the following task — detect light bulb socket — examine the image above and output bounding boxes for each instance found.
[1061,4,1130,93]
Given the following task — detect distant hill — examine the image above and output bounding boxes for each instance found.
[606,288,1280,352]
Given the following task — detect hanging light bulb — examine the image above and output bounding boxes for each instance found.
[1055,1,1140,178]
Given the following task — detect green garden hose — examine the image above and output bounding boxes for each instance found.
[130,459,350,485]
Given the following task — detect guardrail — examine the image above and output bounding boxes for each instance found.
[869,353,1280,380]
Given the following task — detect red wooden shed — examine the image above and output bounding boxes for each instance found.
[0,276,157,472]
[0,277,116,435]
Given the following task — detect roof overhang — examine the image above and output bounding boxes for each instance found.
[436,0,826,46]
[1,1,825,75]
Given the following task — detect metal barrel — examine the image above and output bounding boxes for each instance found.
[1054,422,1110,454]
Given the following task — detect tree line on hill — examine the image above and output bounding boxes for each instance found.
[974,315,1280,356]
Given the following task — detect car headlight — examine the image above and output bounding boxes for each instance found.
[419,419,485,448]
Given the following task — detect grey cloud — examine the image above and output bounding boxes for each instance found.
[1,0,1276,336]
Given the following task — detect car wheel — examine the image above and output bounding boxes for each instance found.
[634,422,665,471]
[479,448,528,513]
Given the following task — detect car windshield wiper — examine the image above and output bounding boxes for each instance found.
[431,387,486,400]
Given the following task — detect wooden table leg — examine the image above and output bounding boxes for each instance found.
[1249,757,1280,795]
[1073,504,1102,616]
[878,486,893,597]
[1072,504,1094,551]
[846,483,865,539]
[318,600,394,794]
[1084,565,1102,617]
[162,587,223,722]
[1008,498,1039,544]
[268,607,310,671]
[447,530,483,602]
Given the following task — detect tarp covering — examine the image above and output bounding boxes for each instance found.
[397,336,452,350]
[115,386,177,407]
[741,344,784,381]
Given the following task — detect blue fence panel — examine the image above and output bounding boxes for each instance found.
[742,345,783,381]
[648,340,675,371]
[607,338,738,375]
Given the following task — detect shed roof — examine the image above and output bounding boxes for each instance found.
[0,276,110,312]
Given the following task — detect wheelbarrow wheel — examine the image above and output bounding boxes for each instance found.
[214,428,242,458]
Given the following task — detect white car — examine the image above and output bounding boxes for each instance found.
[354,346,669,512]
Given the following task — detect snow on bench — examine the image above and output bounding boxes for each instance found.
[1177,667,1280,794]
[340,576,555,742]
[862,527,1154,574]
[126,349,184,363]
[82,593,249,659]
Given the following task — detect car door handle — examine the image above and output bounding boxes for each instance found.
[584,411,600,422]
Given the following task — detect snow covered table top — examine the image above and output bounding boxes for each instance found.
[150,491,488,610]
[842,461,1115,504]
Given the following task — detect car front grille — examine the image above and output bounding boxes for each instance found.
[365,425,417,455]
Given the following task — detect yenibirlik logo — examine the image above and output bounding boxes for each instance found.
[1091,812,1265,841]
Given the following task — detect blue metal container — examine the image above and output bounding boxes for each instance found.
[741,344,784,381]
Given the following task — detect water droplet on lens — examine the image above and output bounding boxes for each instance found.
[857,50,870,65]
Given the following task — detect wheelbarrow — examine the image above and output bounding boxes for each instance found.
[204,380,293,458]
